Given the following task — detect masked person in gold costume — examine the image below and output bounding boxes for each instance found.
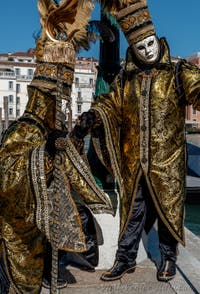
[0,1,113,293]
[71,0,200,282]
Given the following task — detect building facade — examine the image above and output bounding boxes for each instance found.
[72,57,98,122]
[186,53,200,128]
[0,50,35,131]
[0,51,98,134]
[1,49,200,134]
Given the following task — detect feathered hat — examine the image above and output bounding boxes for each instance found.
[99,0,155,45]
[31,0,95,95]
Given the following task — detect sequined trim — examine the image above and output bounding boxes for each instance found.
[32,63,74,86]
[65,137,113,214]
[139,75,151,173]
[91,106,124,198]
[30,144,87,251]
[31,144,50,239]
[92,137,105,166]
[139,70,158,174]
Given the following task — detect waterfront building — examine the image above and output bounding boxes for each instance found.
[72,57,98,123]
[0,50,36,131]
[0,50,98,133]
[1,49,200,133]
[186,53,200,128]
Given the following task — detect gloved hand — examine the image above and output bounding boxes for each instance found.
[71,110,96,139]
[45,130,68,159]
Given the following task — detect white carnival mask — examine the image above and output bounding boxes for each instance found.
[132,35,160,64]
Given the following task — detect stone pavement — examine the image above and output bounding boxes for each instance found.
[42,260,184,294]
[41,228,200,294]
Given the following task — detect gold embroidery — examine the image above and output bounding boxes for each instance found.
[140,75,150,173]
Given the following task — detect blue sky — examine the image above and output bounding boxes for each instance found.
[0,0,199,59]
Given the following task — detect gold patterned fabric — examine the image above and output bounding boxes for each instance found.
[0,2,105,292]
[91,38,200,246]
[0,83,113,293]
[30,140,113,252]
[0,88,53,293]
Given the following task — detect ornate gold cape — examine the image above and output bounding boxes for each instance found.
[91,38,200,246]
[0,86,112,293]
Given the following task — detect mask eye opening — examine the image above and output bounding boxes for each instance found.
[148,40,154,46]
[137,45,145,51]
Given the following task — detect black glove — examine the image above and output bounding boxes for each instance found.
[45,130,68,159]
[71,111,96,139]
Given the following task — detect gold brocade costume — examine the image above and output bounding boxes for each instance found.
[0,0,115,292]
[91,38,200,246]
[0,85,112,293]
[0,87,53,293]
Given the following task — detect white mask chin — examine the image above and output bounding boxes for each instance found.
[132,35,160,64]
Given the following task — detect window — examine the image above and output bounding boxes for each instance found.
[78,91,81,99]
[8,81,13,90]
[16,84,21,93]
[89,78,93,86]
[9,95,14,103]
[9,108,13,115]
[77,104,82,113]
[16,109,20,116]
[16,96,20,104]
[75,77,79,86]
[193,109,197,115]
[77,91,82,101]
[28,68,33,76]
[15,68,21,75]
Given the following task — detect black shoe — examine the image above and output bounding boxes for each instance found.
[157,259,176,282]
[42,268,76,289]
[42,277,68,290]
[100,260,136,281]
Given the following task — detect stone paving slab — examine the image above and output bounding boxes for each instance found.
[41,254,200,294]
[41,260,176,294]
[41,228,200,294]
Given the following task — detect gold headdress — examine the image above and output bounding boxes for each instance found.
[31,0,95,108]
[36,0,95,64]
[99,0,155,45]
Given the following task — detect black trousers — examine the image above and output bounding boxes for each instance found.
[116,176,178,265]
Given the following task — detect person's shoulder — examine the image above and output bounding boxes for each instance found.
[180,59,200,72]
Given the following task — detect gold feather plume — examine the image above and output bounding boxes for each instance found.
[37,0,95,53]
[37,0,57,40]
[46,0,79,42]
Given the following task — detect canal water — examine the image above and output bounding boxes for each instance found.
[185,134,200,238]
[185,204,200,237]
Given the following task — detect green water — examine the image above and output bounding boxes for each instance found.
[185,204,200,237]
